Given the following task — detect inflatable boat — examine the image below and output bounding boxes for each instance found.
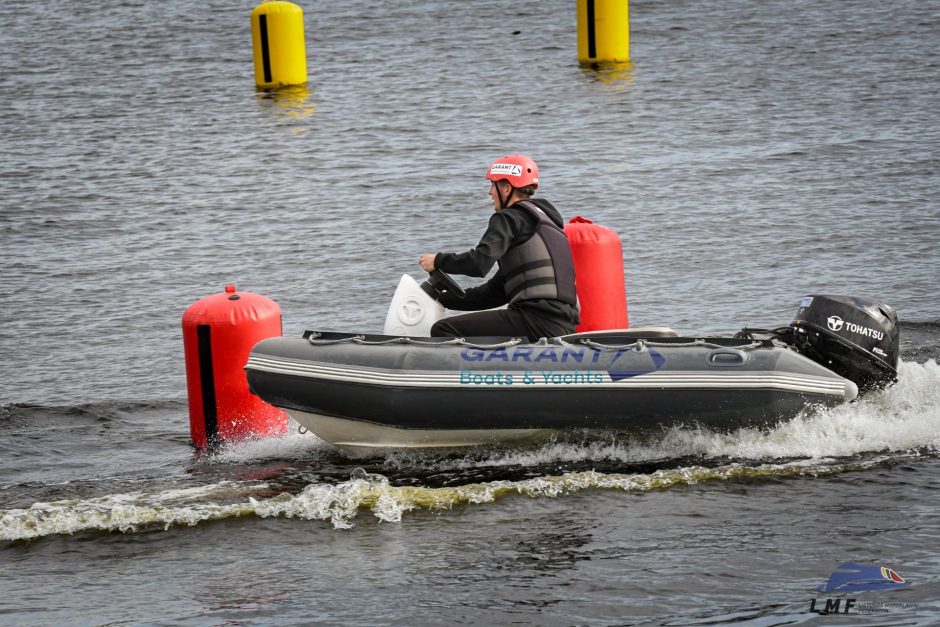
[245,272,899,453]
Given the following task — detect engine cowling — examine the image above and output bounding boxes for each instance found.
[788,295,899,392]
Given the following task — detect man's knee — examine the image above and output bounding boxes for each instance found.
[430,319,456,337]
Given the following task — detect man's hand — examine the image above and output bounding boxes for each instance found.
[419,254,436,272]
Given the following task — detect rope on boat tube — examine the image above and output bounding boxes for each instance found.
[575,338,766,351]
[368,336,525,349]
[306,334,368,345]
[304,332,769,352]
[306,333,524,350]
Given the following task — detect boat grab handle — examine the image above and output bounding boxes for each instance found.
[706,348,748,366]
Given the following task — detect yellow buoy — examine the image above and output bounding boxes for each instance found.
[251,1,308,88]
[577,0,630,63]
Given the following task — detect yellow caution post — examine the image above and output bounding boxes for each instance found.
[577,0,630,63]
[251,1,307,88]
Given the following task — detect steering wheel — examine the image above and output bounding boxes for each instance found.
[423,269,466,300]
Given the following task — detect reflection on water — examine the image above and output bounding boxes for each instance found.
[579,61,635,85]
[256,84,316,124]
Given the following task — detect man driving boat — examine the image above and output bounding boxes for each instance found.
[419,154,580,341]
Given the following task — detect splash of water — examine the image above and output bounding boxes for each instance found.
[0,481,270,542]
[0,453,922,540]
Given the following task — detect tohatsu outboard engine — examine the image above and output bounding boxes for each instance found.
[787,295,899,392]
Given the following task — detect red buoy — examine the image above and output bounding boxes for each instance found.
[181,285,288,448]
[564,216,629,331]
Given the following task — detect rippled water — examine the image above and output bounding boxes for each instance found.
[2,0,939,624]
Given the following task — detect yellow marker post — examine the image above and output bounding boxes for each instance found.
[577,0,630,63]
[251,1,308,88]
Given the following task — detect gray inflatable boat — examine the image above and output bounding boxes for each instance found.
[245,288,899,453]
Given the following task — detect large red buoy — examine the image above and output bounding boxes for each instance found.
[181,285,288,448]
[564,216,629,331]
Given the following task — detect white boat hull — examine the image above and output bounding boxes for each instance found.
[290,409,553,454]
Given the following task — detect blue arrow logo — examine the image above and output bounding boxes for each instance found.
[817,563,909,593]
[607,347,666,382]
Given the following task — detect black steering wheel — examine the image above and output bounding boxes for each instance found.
[422,269,466,300]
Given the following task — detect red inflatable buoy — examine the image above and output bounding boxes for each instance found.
[564,216,629,331]
[181,285,288,448]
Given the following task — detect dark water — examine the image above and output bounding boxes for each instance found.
[2,0,939,624]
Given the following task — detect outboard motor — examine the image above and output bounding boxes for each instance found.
[788,295,899,392]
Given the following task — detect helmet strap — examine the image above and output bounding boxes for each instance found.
[496,181,512,211]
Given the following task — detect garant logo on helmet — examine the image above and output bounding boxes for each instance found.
[827,315,844,332]
[490,163,523,177]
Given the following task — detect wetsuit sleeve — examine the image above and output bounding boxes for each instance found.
[437,270,509,311]
[434,212,515,278]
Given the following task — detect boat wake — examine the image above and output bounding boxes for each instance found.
[2,359,937,540]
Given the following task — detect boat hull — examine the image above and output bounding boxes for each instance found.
[289,409,553,453]
[245,332,858,450]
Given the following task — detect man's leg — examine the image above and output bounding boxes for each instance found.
[431,309,531,340]
[431,309,572,342]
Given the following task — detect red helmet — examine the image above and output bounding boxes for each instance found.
[485,154,539,190]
